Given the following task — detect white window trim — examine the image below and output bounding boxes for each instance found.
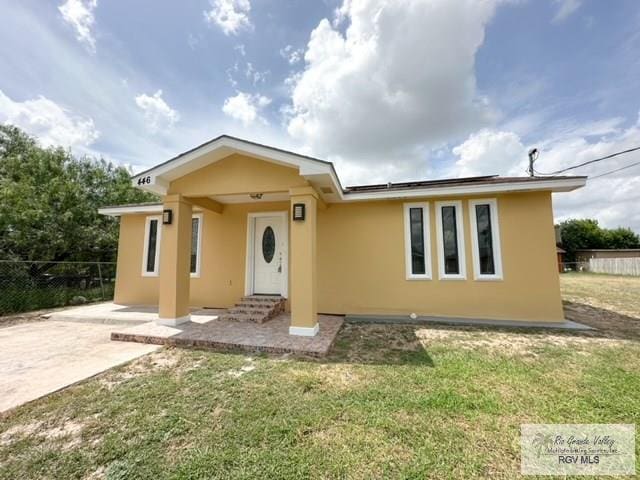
[469,199,503,281]
[141,215,162,277]
[190,213,203,278]
[403,202,432,280]
[435,200,467,280]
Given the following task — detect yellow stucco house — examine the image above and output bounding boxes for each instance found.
[99,135,586,336]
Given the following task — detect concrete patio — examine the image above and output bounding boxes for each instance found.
[49,303,344,357]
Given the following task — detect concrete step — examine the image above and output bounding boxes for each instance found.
[241,295,283,303]
[221,313,266,323]
[223,295,285,324]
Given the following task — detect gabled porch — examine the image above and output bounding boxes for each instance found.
[101,136,341,337]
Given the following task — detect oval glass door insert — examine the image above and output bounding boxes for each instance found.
[262,226,275,263]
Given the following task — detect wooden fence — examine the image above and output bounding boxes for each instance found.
[589,257,640,276]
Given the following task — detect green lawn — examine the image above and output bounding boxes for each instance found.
[1,278,639,479]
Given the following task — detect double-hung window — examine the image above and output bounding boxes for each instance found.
[403,203,431,279]
[142,216,162,276]
[469,199,503,280]
[435,201,466,279]
[190,213,203,277]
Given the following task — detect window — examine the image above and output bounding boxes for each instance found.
[469,199,502,280]
[435,201,466,279]
[403,203,431,279]
[142,216,162,276]
[190,214,203,277]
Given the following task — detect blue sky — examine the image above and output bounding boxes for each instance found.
[1,0,639,230]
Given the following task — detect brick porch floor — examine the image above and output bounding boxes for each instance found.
[111,312,344,357]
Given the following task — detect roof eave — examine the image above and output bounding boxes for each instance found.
[341,177,587,201]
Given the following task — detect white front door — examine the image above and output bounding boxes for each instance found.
[253,216,284,295]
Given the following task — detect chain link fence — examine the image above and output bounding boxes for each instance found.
[0,261,116,316]
[561,259,640,276]
[560,262,590,273]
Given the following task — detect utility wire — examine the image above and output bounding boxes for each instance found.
[589,159,640,180]
[534,145,640,176]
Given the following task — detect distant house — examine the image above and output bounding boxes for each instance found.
[556,246,566,273]
[575,249,640,262]
[576,249,640,276]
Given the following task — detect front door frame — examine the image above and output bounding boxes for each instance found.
[244,211,289,298]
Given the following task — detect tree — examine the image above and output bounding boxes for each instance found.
[0,125,157,263]
[558,218,640,262]
[603,227,640,249]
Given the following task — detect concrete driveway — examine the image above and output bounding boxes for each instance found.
[0,320,158,413]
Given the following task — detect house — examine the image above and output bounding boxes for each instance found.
[575,249,640,262]
[556,246,566,273]
[99,135,586,336]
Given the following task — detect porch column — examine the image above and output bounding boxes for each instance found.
[158,194,192,326]
[289,187,318,336]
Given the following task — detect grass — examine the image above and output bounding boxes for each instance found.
[561,272,640,319]
[1,275,639,479]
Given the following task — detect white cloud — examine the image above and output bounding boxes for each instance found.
[234,44,246,56]
[134,90,179,133]
[245,62,269,85]
[58,0,98,53]
[451,129,527,177]
[204,0,252,36]
[222,91,271,126]
[552,0,582,24]
[448,113,640,232]
[0,89,99,148]
[286,0,499,168]
[279,45,304,65]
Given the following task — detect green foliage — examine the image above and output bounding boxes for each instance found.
[559,218,640,262]
[0,125,157,262]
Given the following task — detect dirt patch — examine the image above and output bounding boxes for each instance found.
[561,273,640,319]
[563,301,640,341]
[227,357,256,377]
[415,326,628,356]
[317,364,368,389]
[0,419,85,450]
[0,421,43,446]
[99,349,181,389]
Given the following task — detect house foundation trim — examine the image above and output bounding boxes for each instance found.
[156,315,191,326]
[289,323,320,336]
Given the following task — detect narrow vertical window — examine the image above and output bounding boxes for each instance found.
[475,205,495,274]
[190,214,203,277]
[403,203,431,279]
[436,201,466,279]
[470,199,502,280]
[441,206,459,274]
[142,216,162,276]
[147,219,158,272]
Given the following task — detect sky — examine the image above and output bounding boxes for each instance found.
[1,0,639,231]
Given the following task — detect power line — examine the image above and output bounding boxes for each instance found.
[534,145,640,176]
[589,159,640,180]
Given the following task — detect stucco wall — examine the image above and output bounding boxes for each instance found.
[114,202,292,309]
[317,191,563,322]
[113,191,563,322]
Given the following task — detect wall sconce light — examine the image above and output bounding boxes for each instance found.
[249,193,263,200]
[162,209,173,225]
[292,203,306,221]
